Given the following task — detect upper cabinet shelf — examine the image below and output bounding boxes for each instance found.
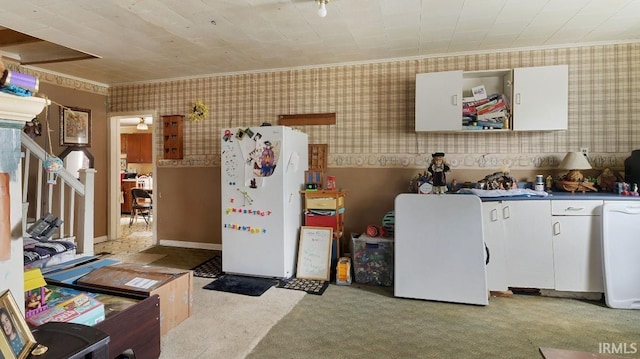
[415,65,568,132]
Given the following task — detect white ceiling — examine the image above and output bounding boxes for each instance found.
[1,0,639,86]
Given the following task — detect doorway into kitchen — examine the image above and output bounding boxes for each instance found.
[108,111,157,247]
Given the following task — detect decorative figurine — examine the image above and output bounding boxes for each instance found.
[597,167,618,192]
[428,152,450,194]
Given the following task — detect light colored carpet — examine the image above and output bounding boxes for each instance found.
[158,277,305,359]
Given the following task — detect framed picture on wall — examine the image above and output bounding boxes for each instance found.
[0,290,39,359]
[60,106,91,147]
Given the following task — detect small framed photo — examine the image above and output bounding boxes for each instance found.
[60,106,91,147]
[0,289,38,359]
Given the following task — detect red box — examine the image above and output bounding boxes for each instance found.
[305,213,338,231]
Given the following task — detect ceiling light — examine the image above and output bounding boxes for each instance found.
[317,0,328,18]
[136,117,148,131]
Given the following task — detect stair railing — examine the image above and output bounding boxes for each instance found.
[20,132,95,255]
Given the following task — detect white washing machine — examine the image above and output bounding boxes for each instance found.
[601,202,640,309]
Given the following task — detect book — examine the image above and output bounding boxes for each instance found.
[26,286,105,327]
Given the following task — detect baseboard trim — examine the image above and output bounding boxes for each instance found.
[94,235,108,244]
[159,239,221,251]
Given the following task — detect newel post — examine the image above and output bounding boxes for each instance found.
[77,168,96,254]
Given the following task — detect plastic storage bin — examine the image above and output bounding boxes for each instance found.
[351,233,394,286]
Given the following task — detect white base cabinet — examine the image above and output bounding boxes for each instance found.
[551,200,604,292]
[482,198,609,293]
[482,200,554,290]
[503,200,555,289]
[481,201,508,291]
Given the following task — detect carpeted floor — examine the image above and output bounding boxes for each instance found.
[95,230,640,359]
[246,284,640,359]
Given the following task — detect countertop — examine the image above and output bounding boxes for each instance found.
[455,188,640,201]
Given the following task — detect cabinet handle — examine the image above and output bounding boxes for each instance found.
[515,93,521,104]
[490,208,498,222]
[565,207,584,212]
[452,94,458,106]
[553,222,561,235]
[502,205,510,219]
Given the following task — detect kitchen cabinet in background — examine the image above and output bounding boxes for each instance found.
[121,180,138,213]
[122,133,152,163]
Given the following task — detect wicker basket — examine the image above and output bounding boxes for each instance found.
[556,180,597,193]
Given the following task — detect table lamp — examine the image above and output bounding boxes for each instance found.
[557,151,597,192]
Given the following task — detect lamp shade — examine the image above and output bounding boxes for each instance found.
[559,152,592,170]
[136,118,148,130]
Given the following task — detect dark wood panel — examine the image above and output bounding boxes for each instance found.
[278,113,336,126]
[95,294,161,359]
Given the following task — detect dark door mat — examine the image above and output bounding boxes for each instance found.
[191,255,223,278]
[203,275,277,296]
[277,278,329,295]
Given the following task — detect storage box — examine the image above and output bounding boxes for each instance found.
[306,196,344,209]
[305,210,341,231]
[27,286,105,327]
[76,263,193,335]
[351,234,394,286]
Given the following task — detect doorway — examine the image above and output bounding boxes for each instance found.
[108,111,157,244]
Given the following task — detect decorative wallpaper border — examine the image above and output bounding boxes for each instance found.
[159,153,628,171]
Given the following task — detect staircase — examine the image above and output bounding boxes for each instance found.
[20,132,96,255]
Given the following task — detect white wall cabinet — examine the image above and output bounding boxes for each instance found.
[415,65,568,132]
[415,70,463,131]
[551,200,604,292]
[511,65,568,131]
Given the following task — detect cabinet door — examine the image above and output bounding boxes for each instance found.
[503,200,554,288]
[120,134,128,154]
[482,201,508,291]
[139,134,152,163]
[125,134,152,163]
[552,216,603,292]
[415,71,462,131]
[512,65,568,131]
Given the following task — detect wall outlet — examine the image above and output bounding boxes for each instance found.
[580,147,589,157]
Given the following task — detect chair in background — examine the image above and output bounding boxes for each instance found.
[136,175,151,189]
[130,188,152,228]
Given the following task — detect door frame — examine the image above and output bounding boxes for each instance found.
[107,110,158,242]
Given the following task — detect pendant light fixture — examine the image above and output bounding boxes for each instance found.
[136,117,148,131]
[316,0,329,18]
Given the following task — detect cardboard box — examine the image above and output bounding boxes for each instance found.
[27,286,105,327]
[76,263,193,335]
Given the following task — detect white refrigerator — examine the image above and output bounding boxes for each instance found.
[220,126,308,278]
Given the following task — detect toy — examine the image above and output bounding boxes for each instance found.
[428,152,450,194]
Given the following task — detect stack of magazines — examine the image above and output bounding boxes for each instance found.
[462,93,510,130]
